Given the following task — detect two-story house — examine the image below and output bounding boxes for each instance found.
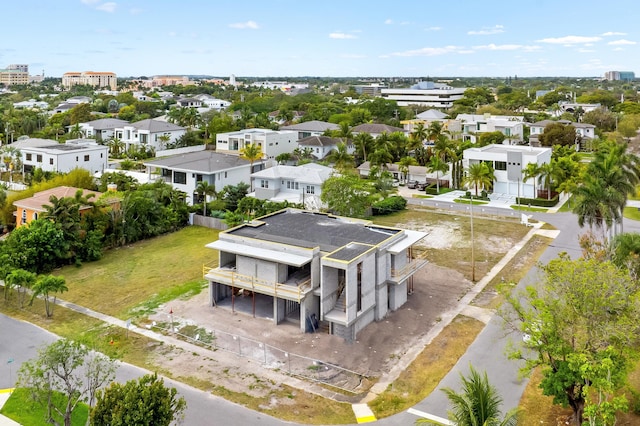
[144,150,261,205]
[250,163,333,209]
[204,208,427,342]
[116,119,186,152]
[462,144,552,198]
[18,139,108,175]
[79,118,129,142]
[453,114,524,144]
[215,128,297,159]
[528,119,596,149]
[280,121,339,140]
[296,135,352,160]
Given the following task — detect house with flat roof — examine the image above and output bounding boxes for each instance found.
[250,163,333,209]
[453,114,525,144]
[215,128,297,159]
[381,81,465,108]
[143,150,260,205]
[204,208,427,342]
[462,144,552,198]
[280,120,339,140]
[528,119,595,149]
[18,139,108,175]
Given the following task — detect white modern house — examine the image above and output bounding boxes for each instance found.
[453,114,525,144]
[115,119,186,152]
[204,208,427,342]
[381,81,466,108]
[193,94,231,111]
[79,118,129,142]
[143,150,260,205]
[250,163,333,209]
[280,120,339,140]
[462,144,552,198]
[18,139,108,175]
[215,128,298,159]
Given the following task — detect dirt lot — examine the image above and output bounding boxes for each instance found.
[143,216,525,400]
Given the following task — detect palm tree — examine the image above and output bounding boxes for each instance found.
[433,135,456,162]
[69,123,84,139]
[428,156,449,193]
[464,162,495,197]
[538,162,555,200]
[354,132,373,163]
[30,275,68,317]
[107,137,124,158]
[522,162,542,198]
[336,121,353,145]
[326,142,355,172]
[573,176,624,240]
[240,143,263,190]
[158,134,171,150]
[397,156,418,183]
[410,123,428,150]
[195,181,217,216]
[417,366,518,426]
[5,268,36,307]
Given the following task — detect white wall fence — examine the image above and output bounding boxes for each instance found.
[155,144,206,158]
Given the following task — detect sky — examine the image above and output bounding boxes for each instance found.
[3,0,640,79]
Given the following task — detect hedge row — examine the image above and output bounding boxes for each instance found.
[516,195,559,207]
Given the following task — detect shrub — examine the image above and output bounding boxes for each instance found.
[516,195,559,207]
[372,196,407,215]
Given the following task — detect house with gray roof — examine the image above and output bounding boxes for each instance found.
[205,208,427,342]
[144,150,261,205]
[79,118,129,142]
[280,120,340,140]
[351,123,406,138]
[250,163,333,209]
[116,119,186,151]
[296,135,352,160]
[528,119,595,149]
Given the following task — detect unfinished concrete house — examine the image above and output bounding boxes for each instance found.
[204,208,427,342]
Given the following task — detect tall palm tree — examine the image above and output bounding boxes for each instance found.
[336,121,353,145]
[538,162,555,200]
[354,132,373,163]
[433,135,456,162]
[30,275,68,318]
[69,123,84,139]
[195,181,217,216]
[428,155,449,193]
[240,143,263,190]
[464,162,495,197]
[107,137,124,158]
[418,366,518,426]
[397,156,418,183]
[5,268,36,307]
[410,123,428,150]
[427,121,446,143]
[522,162,542,198]
[573,176,623,241]
[326,142,355,172]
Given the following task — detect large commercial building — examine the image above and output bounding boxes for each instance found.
[0,66,29,86]
[604,71,635,81]
[62,71,117,90]
[381,81,466,108]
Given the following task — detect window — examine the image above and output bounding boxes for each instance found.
[36,155,42,163]
[225,172,227,178]
[84,155,90,162]
[495,161,507,171]
[26,153,32,161]
[49,159,54,165]
[357,262,362,312]
[306,185,315,194]
[21,210,26,224]
[33,212,38,220]
[100,153,103,158]
[173,171,187,184]
[260,180,269,188]
[196,174,203,182]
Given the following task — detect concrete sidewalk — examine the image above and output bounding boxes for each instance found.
[0,389,20,426]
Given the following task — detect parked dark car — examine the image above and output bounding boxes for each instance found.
[416,182,428,191]
[407,180,418,189]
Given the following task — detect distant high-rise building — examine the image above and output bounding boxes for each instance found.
[604,71,635,81]
[0,66,28,86]
[62,71,117,90]
[7,64,29,73]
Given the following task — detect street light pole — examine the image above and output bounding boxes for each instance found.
[470,194,475,282]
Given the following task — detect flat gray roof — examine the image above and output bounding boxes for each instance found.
[229,210,399,253]
[145,150,250,173]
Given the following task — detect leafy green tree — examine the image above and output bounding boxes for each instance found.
[478,131,506,147]
[417,365,518,426]
[30,274,68,317]
[17,339,116,426]
[69,103,92,125]
[538,122,577,147]
[502,256,640,425]
[3,219,67,274]
[397,156,418,183]
[326,142,355,172]
[582,108,617,133]
[321,173,375,218]
[220,182,249,212]
[91,373,186,426]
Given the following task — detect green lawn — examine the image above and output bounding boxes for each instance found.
[624,206,640,221]
[1,388,89,426]
[510,205,548,212]
[411,194,433,199]
[58,226,220,319]
[454,198,489,205]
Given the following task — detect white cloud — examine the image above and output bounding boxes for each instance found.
[391,45,461,57]
[96,2,117,12]
[329,32,357,39]
[229,20,260,30]
[468,25,504,35]
[473,43,541,51]
[602,31,626,36]
[537,35,601,45]
[613,47,624,51]
[577,48,595,53]
[608,39,636,45]
[384,19,393,25]
[425,26,442,31]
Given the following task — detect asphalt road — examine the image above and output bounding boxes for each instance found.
[0,313,290,426]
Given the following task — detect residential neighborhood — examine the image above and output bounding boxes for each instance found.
[2,3,640,425]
